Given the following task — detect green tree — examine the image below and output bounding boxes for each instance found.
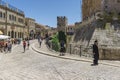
[51,33,60,51]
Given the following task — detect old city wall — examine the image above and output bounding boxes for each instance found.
[67,20,120,60]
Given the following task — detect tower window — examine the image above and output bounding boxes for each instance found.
[118,12,120,15]
[117,0,120,3]
[105,6,108,9]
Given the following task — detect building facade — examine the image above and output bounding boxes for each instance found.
[57,16,68,32]
[25,18,35,39]
[35,23,48,37]
[0,0,25,38]
[82,0,120,21]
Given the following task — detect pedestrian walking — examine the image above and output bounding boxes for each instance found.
[23,40,26,52]
[59,40,65,56]
[91,40,99,66]
[39,38,42,47]
[7,41,12,53]
[37,35,42,47]
[4,41,8,53]
[0,41,4,53]
[0,41,3,52]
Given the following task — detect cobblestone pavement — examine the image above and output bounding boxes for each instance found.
[0,40,120,80]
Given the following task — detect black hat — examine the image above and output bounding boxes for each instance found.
[95,40,98,42]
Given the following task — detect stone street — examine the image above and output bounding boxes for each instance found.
[0,40,120,80]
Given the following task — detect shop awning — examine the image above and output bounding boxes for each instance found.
[0,35,10,39]
[0,30,3,35]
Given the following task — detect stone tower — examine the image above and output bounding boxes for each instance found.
[103,0,120,13]
[82,0,102,21]
[57,16,68,32]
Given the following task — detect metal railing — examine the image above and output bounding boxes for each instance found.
[68,43,93,58]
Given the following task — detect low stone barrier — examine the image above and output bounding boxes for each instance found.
[99,47,120,60]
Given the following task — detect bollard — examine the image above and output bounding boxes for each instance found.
[70,44,72,54]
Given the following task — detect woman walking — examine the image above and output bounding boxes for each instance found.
[23,40,26,53]
[7,41,12,53]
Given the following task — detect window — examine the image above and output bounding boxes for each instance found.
[0,11,2,18]
[3,13,5,19]
[15,32,16,38]
[11,31,14,38]
[108,12,112,15]
[105,6,108,9]
[14,16,16,21]
[118,12,120,15]
[18,32,19,38]
[8,31,10,36]
[12,15,14,21]
[9,15,11,20]
[18,18,23,23]
[117,0,120,3]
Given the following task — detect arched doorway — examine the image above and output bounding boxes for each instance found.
[8,31,10,36]
[11,31,14,38]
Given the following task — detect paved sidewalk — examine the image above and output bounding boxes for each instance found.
[0,44,19,61]
[32,40,120,67]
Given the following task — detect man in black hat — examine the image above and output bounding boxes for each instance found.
[92,40,99,66]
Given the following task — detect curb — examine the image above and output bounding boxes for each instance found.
[31,46,92,63]
[31,44,120,68]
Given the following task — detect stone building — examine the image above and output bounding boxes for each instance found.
[35,23,47,37]
[0,0,25,38]
[25,18,35,39]
[57,16,68,32]
[82,0,120,21]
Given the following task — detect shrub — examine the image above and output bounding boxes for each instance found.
[58,31,66,43]
[51,33,60,51]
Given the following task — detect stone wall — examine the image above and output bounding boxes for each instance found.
[99,47,120,60]
[103,0,120,13]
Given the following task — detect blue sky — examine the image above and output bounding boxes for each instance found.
[3,0,82,27]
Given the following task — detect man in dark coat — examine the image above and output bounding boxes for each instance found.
[92,40,99,66]
[59,40,65,56]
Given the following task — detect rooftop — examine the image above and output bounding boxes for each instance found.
[0,0,24,14]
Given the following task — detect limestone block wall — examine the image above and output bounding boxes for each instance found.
[99,47,120,60]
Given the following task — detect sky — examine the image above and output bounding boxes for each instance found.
[3,0,82,27]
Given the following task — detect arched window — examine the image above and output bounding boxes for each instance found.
[15,32,16,38]
[11,31,14,38]
[117,0,120,3]
[18,32,19,38]
[118,12,120,15]
[8,31,10,36]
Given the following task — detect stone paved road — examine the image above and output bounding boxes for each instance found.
[0,40,120,80]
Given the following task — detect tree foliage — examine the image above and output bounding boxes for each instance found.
[58,31,66,43]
